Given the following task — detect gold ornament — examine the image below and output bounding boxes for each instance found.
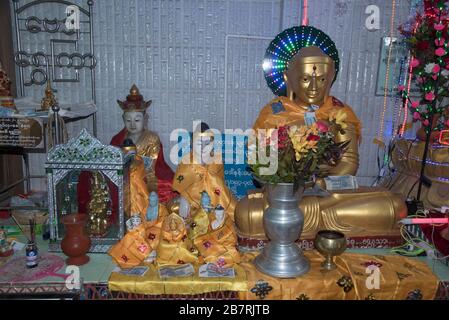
[87,172,111,237]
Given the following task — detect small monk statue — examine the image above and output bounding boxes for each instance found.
[188,191,214,240]
[172,122,237,220]
[156,212,199,266]
[192,202,240,268]
[235,26,407,248]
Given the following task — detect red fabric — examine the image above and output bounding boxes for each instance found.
[420,211,449,256]
[77,129,176,220]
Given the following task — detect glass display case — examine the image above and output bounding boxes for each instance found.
[46,129,131,253]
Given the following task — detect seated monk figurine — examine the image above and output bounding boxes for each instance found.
[156,212,199,266]
[192,202,240,268]
[172,122,237,220]
[108,192,168,267]
[234,26,407,248]
[111,84,176,203]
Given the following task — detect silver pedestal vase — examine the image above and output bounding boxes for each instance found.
[254,182,310,278]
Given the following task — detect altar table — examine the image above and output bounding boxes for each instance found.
[108,251,439,300]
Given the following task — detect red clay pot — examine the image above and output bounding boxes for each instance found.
[61,213,91,266]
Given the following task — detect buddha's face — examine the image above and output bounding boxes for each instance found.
[123,111,145,135]
[284,47,335,106]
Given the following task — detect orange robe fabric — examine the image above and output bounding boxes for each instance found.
[253,95,362,143]
[172,152,237,220]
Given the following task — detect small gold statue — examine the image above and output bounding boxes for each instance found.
[87,172,111,237]
[0,60,17,112]
[39,80,57,111]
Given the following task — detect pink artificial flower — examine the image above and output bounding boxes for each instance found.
[434,23,445,31]
[435,47,447,57]
[316,120,329,133]
[417,76,426,84]
[433,64,441,73]
[432,74,438,80]
[410,58,420,68]
[413,112,421,120]
[435,38,445,46]
[411,101,420,108]
[446,119,449,126]
[398,85,406,92]
[423,119,430,126]
[425,92,435,101]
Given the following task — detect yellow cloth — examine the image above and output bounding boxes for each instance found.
[108,263,248,295]
[156,213,199,266]
[240,251,439,300]
[253,96,362,142]
[188,207,210,240]
[173,152,237,220]
[129,155,149,217]
[193,217,241,268]
[108,204,168,269]
[108,251,439,299]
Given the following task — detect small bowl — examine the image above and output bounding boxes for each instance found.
[314,230,347,270]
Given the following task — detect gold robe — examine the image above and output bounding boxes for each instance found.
[129,155,149,218]
[193,211,241,268]
[156,213,199,266]
[173,152,237,220]
[135,130,162,194]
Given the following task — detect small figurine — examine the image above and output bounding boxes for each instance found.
[211,204,225,231]
[200,191,213,213]
[39,80,57,111]
[0,227,13,257]
[145,192,159,222]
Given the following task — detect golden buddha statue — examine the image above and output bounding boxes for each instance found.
[111,84,176,203]
[234,26,407,248]
[86,172,111,237]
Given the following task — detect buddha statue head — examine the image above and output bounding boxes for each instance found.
[284,46,335,106]
[117,84,152,142]
[263,26,339,106]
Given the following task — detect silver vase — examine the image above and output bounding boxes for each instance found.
[254,183,310,278]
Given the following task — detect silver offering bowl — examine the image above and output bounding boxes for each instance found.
[314,230,347,270]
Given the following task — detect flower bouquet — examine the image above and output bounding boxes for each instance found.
[250,110,350,191]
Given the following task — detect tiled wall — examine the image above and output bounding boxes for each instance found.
[10,0,411,190]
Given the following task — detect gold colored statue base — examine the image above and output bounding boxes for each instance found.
[234,186,407,248]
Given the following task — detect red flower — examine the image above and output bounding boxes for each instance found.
[316,120,329,133]
[214,188,221,196]
[435,47,446,57]
[425,92,435,101]
[177,260,185,264]
[278,126,289,149]
[121,255,129,262]
[306,134,320,141]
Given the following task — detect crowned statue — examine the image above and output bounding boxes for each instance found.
[235,26,407,248]
[111,84,176,203]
